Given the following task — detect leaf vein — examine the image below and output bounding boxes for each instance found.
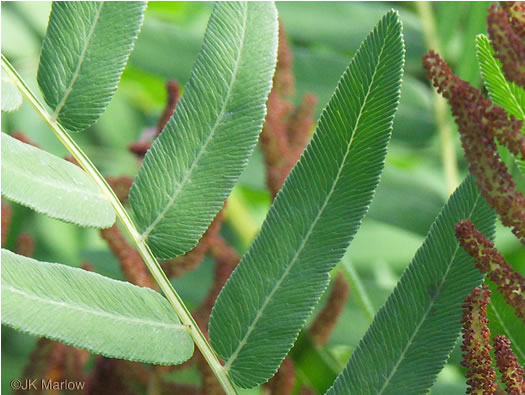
[4,283,187,332]
[140,5,248,242]
[223,34,387,374]
[377,193,481,394]
[52,2,104,119]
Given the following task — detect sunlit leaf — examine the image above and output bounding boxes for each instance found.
[1,132,115,228]
[1,249,194,365]
[476,34,525,123]
[476,34,525,184]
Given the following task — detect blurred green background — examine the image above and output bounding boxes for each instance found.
[2,2,524,394]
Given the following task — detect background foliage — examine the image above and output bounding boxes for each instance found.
[2,2,524,394]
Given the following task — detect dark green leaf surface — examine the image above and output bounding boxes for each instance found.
[1,249,194,365]
[209,11,405,388]
[129,2,278,258]
[37,1,146,132]
[1,132,115,228]
[326,177,495,395]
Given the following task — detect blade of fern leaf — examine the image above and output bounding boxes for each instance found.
[476,34,525,183]
[1,132,115,228]
[1,249,193,365]
[209,10,405,388]
[129,2,278,259]
[37,1,146,132]
[326,176,495,395]
[476,34,525,123]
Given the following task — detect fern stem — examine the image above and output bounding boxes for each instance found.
[415,2,459,195]
[1,55,238,395]
[341,257,374,323]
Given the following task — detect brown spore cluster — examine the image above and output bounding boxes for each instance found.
[456,219,525,324]
[461,285,497,394]
[423,51,525,244]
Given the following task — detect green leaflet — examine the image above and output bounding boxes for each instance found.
[129,2,278,259]
[476,34,525,124]
[475,34,525,182]
[209,11,405,388]
[326,176,495,395]
[1,132,115,228]
[1,249,194,365]
[37,1,146,132]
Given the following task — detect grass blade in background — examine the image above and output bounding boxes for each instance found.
[209,11,405,388]
[326,176,495,395]
[367,167,446,236]
[289,333,341,393]
[1,132,115,228]
[37,1,146,132]
[1,249,194,365]
[129,2,278,259]
[341,256,375,323]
